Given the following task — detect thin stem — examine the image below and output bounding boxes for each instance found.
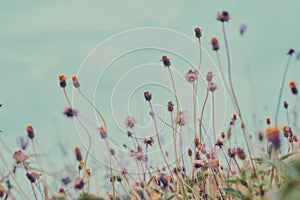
[233,157,241,172]
[199,88,209,144]
[212,92,216,154]
[31,140,49,199]
[0,152,29,199]
[170,112,179,167]
[275,56,292,122]
[222,22,257,177]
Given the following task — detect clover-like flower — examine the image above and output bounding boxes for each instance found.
[185,69,199,83]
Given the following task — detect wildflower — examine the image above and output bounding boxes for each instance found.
[26,124,34,139]
[221,131,225,139]
[73,177,85,190]
[236,147,246,160]
[211,37,220,51]
[216,11,230,22]
[13,150,29,163]
[185,69,199,83]
[208,82,217,92]
[232,114,237,121]
[284,101,289,109]
[265,124,281,150]
[287,48,295,55]
[160,55,171,67]
[74,146,82,161]
[174,111,188,126]
[26,172,36,183]
[144,137,154,147]
[124,115,137,129]
[215,139,224,148]
[72,76,80,88]
[59,75,67,88]
[228,148,236,158]
[266,117,271,125]
[63,107,78,117]
[58,188,66,194]
[167,101,174,112]
[144,91,152,101]
[194,27,202,38]
[85,168,91,176]
[206,71,214,82]
[98,126,107,139]
[127,130,133,138]
[289,81,298,95]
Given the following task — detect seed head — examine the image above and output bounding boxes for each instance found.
[266,117,271,125]
[26,172,36,183]
[13,150,29,163]
[236,147,246,160]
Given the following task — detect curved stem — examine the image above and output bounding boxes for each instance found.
[212,92,216,154]
[275,55,292,122]
[199,88,209,144]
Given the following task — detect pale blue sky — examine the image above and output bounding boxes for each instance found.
[1,0,300,196]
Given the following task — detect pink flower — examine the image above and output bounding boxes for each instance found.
[184,70,199,83]
[174,111,188,126]
[13,150,29,163]
[124,116,137,129]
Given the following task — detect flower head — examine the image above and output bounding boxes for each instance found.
[174,111,188,126]
[287,48,295,55]
[98,126,107,139]
[236,147,246,160]
[26,172,36,183]
[74,146,82,161]
[124,116,137,129]
[72,76,80,88]
[217,11,230,22]
[73,177,85,190]
[211,37,220,51]
[194,27,202,38]
[144,91,152,101]
[13,150,29,163]
[289,81,298,95]
[208,82,217,92]
[206,71,214,82]
[161,55,171,67]
[266,117,271,125]
[63,107,78,117]
[167,101,174,112]
[59,75,67,88]
[265,124,281,150]
[184,69,199,83]
[26,124,34,139]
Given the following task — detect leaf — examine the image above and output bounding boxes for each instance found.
[147,176,154,185]
[222,188,246,200]
[280,152,296,161]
